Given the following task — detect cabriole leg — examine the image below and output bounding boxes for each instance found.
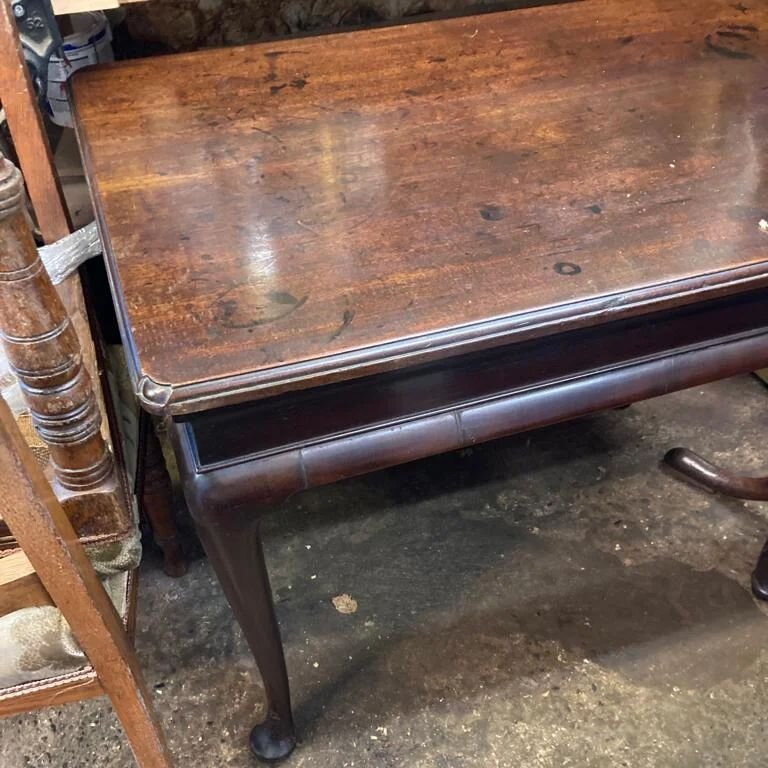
[186,494,296,762]
[664,447,768,601]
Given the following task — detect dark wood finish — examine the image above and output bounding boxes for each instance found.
[182,499,295,761]
[0,151,136,542]
[169,286,768,760]
[187,289,768,467]
[0,153,112,491]
[137,413,187,577]
[663,446,768,602]
[176,299,768,505]
[0,7,179,562]
[72,0,768,415]
[665,447,768,501]
[72,0,768,760]
[753,540,768,602]
[0,396,173,768]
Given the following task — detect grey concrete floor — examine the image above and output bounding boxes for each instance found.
[3,376,768,767]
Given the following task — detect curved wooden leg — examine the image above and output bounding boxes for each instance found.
[166,420,296,761]
[751,540,768,601]
[664,447,768,601]
[138,413,187,577]
[664,448,768,500]
[188,500,296,762]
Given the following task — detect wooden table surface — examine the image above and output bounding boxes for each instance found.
[71,0,768,414]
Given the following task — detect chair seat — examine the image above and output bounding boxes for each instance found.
[0,565,135,690]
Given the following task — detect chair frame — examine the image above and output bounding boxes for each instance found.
[0,0,186,575]
[0,144,171,763]
[0,395,172,768]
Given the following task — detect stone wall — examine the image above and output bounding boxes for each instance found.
[123,0,560,52]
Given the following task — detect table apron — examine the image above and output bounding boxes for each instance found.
[172,328,768,514]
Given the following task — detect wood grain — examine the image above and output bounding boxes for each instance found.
[186,288,768,466]
[136,414,187,577]
[0,550,52,616]
[0,551,36,587]
[0,155,113,491]
[0,395,173,767]
[177,289,768,506]
[0,152,138,543]
[72,0,768,414]
[0,669,103,717]
[0,0,112,449]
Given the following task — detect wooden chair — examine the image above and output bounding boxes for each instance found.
[0,147,172,764]
[0,393,173,768]
[0,0,187,576]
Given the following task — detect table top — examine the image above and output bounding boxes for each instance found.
[72,0,768,415]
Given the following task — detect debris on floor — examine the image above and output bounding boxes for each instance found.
[331,594,358,614]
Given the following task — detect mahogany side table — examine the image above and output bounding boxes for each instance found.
[71,0,768,760]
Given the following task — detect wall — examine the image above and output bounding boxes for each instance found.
[123,0,561,52]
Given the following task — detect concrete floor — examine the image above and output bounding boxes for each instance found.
[3,376,768,767]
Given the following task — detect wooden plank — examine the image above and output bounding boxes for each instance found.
[0,550,35,583]
[0,551,52,616]
[0,0,70,243]
[0,669,102,717]
[70,0,768,414]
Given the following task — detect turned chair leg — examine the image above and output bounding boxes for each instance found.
[137,412,187,577]
[664,447,768,600]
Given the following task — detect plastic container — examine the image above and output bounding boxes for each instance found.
[46,12,113,128]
